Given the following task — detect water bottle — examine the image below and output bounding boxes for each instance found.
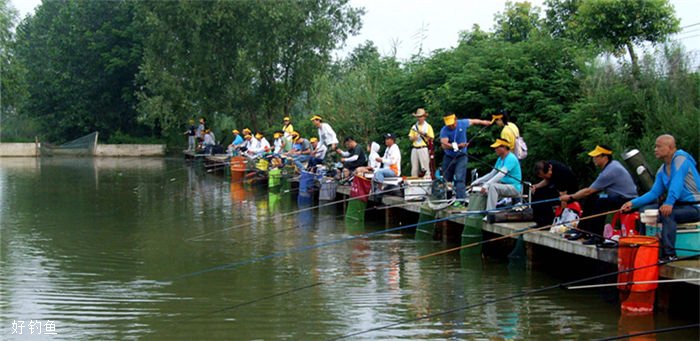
[604,223,613,239]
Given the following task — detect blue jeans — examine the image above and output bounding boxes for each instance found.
[442,153,467,200]
[373,168,396,184]
[653,204,700,257]
[293,155,311,170]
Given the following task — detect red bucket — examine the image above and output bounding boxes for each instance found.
[617,236,659,313]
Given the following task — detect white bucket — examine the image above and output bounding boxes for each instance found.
[641,209,659,225]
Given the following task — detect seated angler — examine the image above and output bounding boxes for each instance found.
[621,134,700,261]
[471,138,522,210]
[336,137,367,180]
[202,129,216,155]
[288,132,312,171]
[368,134,401,189]
[227,129,244,156]
[560,145,638,245]
[531,160,579,227]
[307,137,327,170]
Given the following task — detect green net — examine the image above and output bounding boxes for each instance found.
[41,132,98,156]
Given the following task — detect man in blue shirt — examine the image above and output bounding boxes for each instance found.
[439,113,492,206]
[621,135,700,261]
[561,145,638,244]
[471,138,522,210]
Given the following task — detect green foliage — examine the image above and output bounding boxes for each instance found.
[14,0,145,143]
[0,0,32,141]
[135,0,362,137]
[493,1,543,42]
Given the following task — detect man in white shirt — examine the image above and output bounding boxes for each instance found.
[311,115,338,153]
[370,134,401,187]
[307,137,328,170]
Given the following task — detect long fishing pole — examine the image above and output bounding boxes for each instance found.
[163,197,560,281]
[328,255,698,340]
[568,278,700,289]
[185,181,413,242]
[417,208,621,260]
[593,323,700,341]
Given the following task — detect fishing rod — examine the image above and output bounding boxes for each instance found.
[328,255,698,340]
[185,181,414,242]
[163,197,561,281]
[593,323,700,341]
[168,197,563,322]
[417,208,621,260]
[568,278,700,289]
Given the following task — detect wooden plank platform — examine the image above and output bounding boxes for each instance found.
[336,184,699,285]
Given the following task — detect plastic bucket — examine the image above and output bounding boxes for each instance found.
[268,168,282,188]
[461,192,486,255]
[617,236,659,313]
[300,171,316,194]
[319,178,337,201]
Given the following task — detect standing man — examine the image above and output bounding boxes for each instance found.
[184,119,196,151]
[282,116,294,137]
[560,145,638,244]
[471,138,522,210]
[531,160,579,227]
[439,113,492,207]
[408,108,434,179]
[370,134,401,188]
[621,135,700,261]
[311,115,338,154]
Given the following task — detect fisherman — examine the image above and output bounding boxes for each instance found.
[307,137,327,170]
[471,138,522,210]
[288,132,312,171]
[196,117,206,141]
[254,132,270,155]
[245,132,261,158]
[439,113,492,208]
[491,109,520,151]
[272,131,285,154]
[184,119,196,151]
[336,136,367,180]
[408,108,434,179]
[561,145,638,245]
[202,129,215,155]
[282,116,294,137]
[227,129,244,155]
[369,134,401,189]
[531,160,579,228]
[621,134,700,261]
[311,115,339,155]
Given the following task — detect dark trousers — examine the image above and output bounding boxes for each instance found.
[650,204,700,257]
[532,186,559,227]
[577,195,629,237]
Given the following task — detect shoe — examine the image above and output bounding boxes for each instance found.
[451,202,466,210]
[660,255,678,263]
[565,232,585,241]
[582,237,601,245]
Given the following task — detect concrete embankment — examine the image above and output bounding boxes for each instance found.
[0,143,165,157]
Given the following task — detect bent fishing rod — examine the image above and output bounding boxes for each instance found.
[162,197,560,281]
[328,254,698,340]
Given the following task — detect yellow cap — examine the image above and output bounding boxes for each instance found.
[255,133,263,139]
[189,119,195,124]
[491,114,503,122]
[283,116,290,121]
[232,129,239,134]
[244,135,252,140]
[243,128,251,134]
[309,137,318,143]
[291,131,300,140]
[490,138,510,149]
[587,145,613,157]
[443,114,456,125]
[310,115,322,121]
[273,132,281,139]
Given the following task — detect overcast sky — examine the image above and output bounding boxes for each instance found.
[10,0,700,64]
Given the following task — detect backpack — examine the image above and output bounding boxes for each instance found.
[514,135,528,160]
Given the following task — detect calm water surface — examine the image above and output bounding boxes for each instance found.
[1,157,697,340]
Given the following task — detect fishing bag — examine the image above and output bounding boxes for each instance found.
[514,135,528,160]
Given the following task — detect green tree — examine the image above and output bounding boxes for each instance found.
[493,1,542,43]
[15,0,145,142]
[575,0,680,74]
[0,0,30,141]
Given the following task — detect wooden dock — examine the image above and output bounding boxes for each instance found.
[336,185,700,285]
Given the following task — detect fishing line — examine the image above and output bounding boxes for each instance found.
[162,197,560,282]
[593,323,700,341]
[328,255,698,340]
[568,278,700,289]
[417,209,621,259]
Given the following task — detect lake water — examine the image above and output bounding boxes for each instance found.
[1,157,697,340]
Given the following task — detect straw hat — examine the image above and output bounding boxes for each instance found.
[413,108,428,118]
